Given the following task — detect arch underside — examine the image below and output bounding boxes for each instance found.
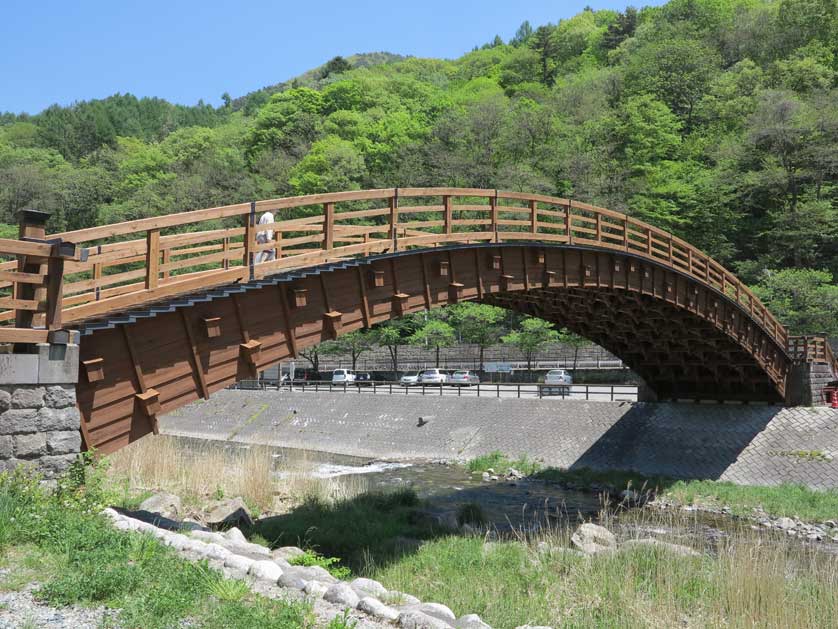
[483,287,784,402]
[75,243,789,454]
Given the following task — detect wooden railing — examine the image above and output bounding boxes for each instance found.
[788,336,838,376]
[0,188,789,350]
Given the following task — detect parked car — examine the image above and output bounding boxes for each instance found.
[449,370,480,386]
[543,369,573,394]
[418,368,448,385]
[400,372,421,386]
[355,372,373,386]
[332,369,356,384]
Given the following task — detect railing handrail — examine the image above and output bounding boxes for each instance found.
[0,188,791,355]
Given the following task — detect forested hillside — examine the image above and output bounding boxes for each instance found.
[1,0,836,333]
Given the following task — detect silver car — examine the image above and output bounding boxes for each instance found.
[418,368,448,385]
[543,369,572,395]
[449,370,480,386]
[400,372,421,386]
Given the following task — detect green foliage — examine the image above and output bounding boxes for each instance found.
[289,550,352,580]
[751,268,838,335]
[501,317,560,371]
[465,451,542,476]
[1,0,836,327]
[409,318,456,366]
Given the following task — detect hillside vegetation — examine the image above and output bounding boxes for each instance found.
[1,0,836,333]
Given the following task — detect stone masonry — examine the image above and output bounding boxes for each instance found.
[0,343,82,478]
[163,389,838,489]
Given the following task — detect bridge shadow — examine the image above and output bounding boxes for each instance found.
[566,402,782,482]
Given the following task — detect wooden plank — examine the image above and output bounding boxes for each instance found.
[356,266,371,328]
[443,196,452,235]
[180,309,209,400]
[420,253,432,310]
[323,202,334,250]
[44,253,64,330]
[0,297,44,311]
[0,270,45,284]
[474,248,484,300]
[0,327,49,343]
[277,285,297,358]
[0,238,53,258]
[145,229,160,290]
[121,324,158,436]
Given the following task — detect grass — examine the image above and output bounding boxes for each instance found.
[0,462,313,629]
[289,549,352,580]
[254,488,435,572]
[106,434,370,518]
[371,510,838,629]
[465,451,542,476]
[532,466,838,523]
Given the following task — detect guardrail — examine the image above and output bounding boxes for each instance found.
[230,379,639,402]
[788,336,838,377]
[0,189,789,353]
[0,210,85,344]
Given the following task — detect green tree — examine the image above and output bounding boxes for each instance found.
[288,135,366,194]
[320,329,376,371]
[373,318,416,375]
[409,318,456,367]
[752,268,838,336]
[501,317,560,375]
[449,303,506,370]
[320,56,352,79]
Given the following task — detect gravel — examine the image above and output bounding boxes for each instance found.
[0,577,116,629]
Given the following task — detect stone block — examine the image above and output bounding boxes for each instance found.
[46,430,82,455]
[14,433,47,458]
[11,386,46,410]
[0,353,39,385]
[37,343,79,385]
[37,406,80,432]
[39,454,78,478]
[0,388,10,413]
[45,385,76,409]
[0,435,12,459]
[0,409,38,435]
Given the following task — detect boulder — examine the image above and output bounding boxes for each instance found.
[454,614,491,629]
[278,566,311,590]
[303,580,329,598]
[386,591,421,606]
[139,492,182,519]
[571,523,617,555]
[621,538,701,557]
[248,559,283,582]
[415,603,456,623]
[324,582,360,608]
[351,577,388,599]
[271,546,307,562]
[224,527,248,544]
[358,596,400,621]
[398,611,453,629]
[204,497,253,529]
[776,517,796,530]
[224,554,255,573]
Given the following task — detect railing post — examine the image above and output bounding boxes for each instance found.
[389,191,399,252]
[530,199,538,235]
[565,202,573,244]
[145,228,160,290]
[323,202,335,251]
[443,195,452,235]
[491,192,499,242]
[44,244,64,331]
[244,202,256,281]
[14,209,50,330]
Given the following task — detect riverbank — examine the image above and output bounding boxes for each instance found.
[161,389,838,489]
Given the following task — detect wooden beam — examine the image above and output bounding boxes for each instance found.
[145,229,160,290]
[420,253,432,310]
[474,248,484,300]
[443,195,452,235]
[323,202,335,251]
[180,309,210,400]
[278,284,298,358]
[121,324,159,435]
[356,266,371,328]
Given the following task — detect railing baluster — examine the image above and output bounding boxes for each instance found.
[145,229,160,290]
[323,202,335,251]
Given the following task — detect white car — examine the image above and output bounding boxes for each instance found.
[449,370,480,386]
[418,368,448,385]
[543,369,572,394]
[332,369,356,384]
[400,372,421,386]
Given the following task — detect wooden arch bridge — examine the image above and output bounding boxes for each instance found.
[1,188,835,454]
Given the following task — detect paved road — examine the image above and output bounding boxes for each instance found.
[236,382,638,402]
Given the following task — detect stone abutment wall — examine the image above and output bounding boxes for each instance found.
[0,343,82,478]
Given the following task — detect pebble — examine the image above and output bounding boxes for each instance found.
[0,583,115,629]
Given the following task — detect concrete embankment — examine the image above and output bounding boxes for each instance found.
[161,390,838,489]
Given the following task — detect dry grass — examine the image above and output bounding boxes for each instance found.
[106,435,369,516]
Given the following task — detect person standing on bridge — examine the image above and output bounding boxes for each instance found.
[256,211,276,263]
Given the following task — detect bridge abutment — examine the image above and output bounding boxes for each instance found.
[786,361,836,406]
[0,341,83,478]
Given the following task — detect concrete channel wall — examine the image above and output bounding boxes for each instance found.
[163,390,838,489]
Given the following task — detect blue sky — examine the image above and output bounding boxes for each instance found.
[1,0,664,115]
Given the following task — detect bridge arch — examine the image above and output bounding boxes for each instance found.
[0,188,799,454]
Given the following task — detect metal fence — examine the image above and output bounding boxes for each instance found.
[230,380,638,402]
